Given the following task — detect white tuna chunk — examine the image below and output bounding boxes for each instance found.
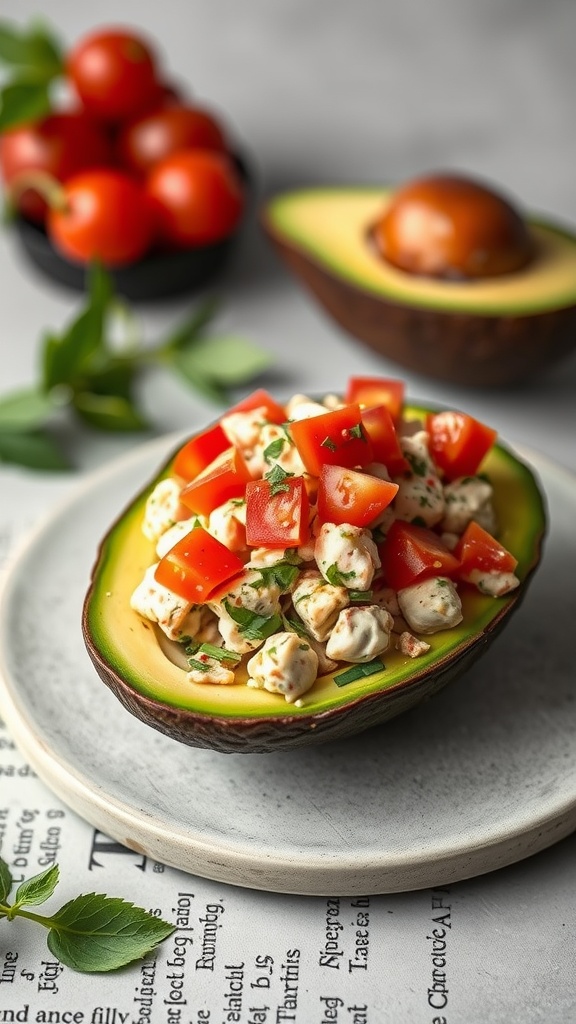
[325,605,394,662]
[462,568,520,597]
[186,652,236,686]
[247,632,318,702]
[291,569,349,641]
[220,405,270,451]
[142,479,185,543]
[394,431,445,527]
[315,522,380,592]
[156,516,203,558]
[396,632,431,658]
[397,577,463,635]
[441,476,497,535]
[249,423,307,480]
[208,498,247,552]
[210,568,283,654]
[130,564,202,640]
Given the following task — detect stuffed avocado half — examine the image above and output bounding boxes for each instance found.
[262,181,576,387]
[82,381,546,754]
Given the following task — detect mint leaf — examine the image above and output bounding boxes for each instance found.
[250,563,300,593]
[0,388,54,431]
[0,429,69,469]
[72,392,148,432]
[264,463,293,495]
[0,858,12,903]
[46,893,175,973]
[0,79,51,131]
[325,563,356,587]
[263,437,286,463]
[183,335,272,386]
[14,865,59,908]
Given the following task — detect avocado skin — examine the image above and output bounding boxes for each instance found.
[268,233,576,387]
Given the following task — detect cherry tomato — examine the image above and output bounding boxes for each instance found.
[454,521,518,579]
[180,446,252,517]
[289,404,374,477]
[224,388,287,426]
[0,112,112,223]
[380,520,460,592]
[66,28,160,122]
[316,465,398,528]
[426,411,497,480]
[154,527,244,603]
[117,105,228,177]
[172,423,230,482]
[245,477,310,548]
[145,149,244,247]
[345,376,405,422]
[47,169,154,266]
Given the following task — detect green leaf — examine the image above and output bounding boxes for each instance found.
[264,463,294,495]
[161,296,220,353]
[0,429,70,470]
[169,352,230,404]
[14,865,59,908]
[175,334,272,386]
[46,893,175,972]
[333,658,386,687]
[0,79,51,132]
[72,392,148,432]
[250,563,300,593]
[0,21,62,75]
[222,600,282,642]
[0,388,54,431]
[41,267,114,391]
[325,563,356,587]
[0,857,12,903]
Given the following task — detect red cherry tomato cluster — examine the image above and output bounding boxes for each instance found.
[0,26,245,266]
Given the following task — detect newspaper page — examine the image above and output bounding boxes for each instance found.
[1,468,576,1024]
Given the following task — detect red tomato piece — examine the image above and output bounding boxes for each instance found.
[345,376,405,422]
[317,465,398,528]
[180,446,251,516]
[47,169,154,266]
[172,423,230,482]
[145,149,244,247]
[154,527,244,602]
[361,405,409,476]
[245,477,310,548]
[67,29,160,122]
[454,521,518,578]
[289,403,374,476]
[224,388,287,425]
[380,520,460,591]
[426,410,497,480]
[117,105,228,177]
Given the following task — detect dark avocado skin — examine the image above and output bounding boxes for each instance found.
[82,409,547,754]
[268,236,576,387]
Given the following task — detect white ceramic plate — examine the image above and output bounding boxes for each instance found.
[0,436,575,896]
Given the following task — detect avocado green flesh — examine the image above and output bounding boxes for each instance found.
[265,188,576,315]
[84,404,545,723]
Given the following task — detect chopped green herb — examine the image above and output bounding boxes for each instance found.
[333,658,386,687]
[406,452,428,477]
[263,437,286,463]
[325,563,356,587]
[349,589,373,603]
[223,600,282,642]
[281,614,311,639]
[196,642,241,664]
[347,422,367,440]
[264,463,294,495]
[320,436,338,452]
[250,562,300,593]
[187,658,211,672]
[411,515,427,527]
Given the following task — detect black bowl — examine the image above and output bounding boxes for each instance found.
[12,152,252,302]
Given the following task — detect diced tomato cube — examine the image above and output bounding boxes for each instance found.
[289,403,374,476]
[380,520,460,591]
[454,521,518,578]
[172,422,230,482]
[223,387,287,425]
[426,410,497,480]
[345,376,405,422]
[154,527,244,602]
[361,405,409,476]
[317,464,398,528]
[245,476,310,548]
[180,446,252,516]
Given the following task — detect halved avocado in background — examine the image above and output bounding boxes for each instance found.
[262,187,576,387]
[82,403,546,754]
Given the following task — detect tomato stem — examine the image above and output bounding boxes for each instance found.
[8,169,68,215]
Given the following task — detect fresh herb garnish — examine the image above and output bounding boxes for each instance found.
[223,600,282,641]
[325,563,356,587]
[333,658,386,687]
[0,264,272,470]
[320,436,338,452]
[281,614,311,639]
[264,463,294,495]
[347,422,367,440]
[0,856,174,973]
[250,563,300,592]
[197,643,241,663]
[262,437,286,464]
[349,589,373,603]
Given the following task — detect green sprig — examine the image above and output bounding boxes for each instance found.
[0,856,175,973]
[0,263,273,470]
